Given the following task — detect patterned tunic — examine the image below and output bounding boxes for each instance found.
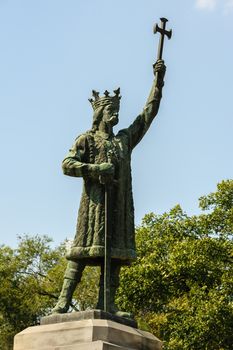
[63,80,162,265]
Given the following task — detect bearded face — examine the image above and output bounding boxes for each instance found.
[102,104,119,127]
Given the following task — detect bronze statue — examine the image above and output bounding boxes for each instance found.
[52,18,171,317]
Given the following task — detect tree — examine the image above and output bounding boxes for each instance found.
[1,180,232,350]
[0,235,63,349]
[117,180,233,350]
[0,235,99,349]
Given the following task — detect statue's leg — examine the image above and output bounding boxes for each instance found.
[110,263,133,318]
[96,261,133,318]
[52,260,85,314]
[96,262,104,310]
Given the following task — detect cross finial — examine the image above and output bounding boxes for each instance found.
[153,17,172,60]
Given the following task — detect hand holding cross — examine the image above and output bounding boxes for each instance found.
[152,18,172,88]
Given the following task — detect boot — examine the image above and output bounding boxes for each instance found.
[52,277,77,313]
[109,283,133,319]
[52,261,85,314]
[96,262,133,319]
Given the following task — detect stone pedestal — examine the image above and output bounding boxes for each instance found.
[14,311,162,350]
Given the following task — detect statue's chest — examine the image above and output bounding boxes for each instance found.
[92,136,124,166]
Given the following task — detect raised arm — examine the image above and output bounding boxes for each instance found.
[126,59,166,150]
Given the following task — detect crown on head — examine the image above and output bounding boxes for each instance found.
[88,88,121,111]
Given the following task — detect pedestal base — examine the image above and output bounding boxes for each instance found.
[14,312,162,350]
[41,309,137,329]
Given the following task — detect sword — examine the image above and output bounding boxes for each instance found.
[102,151,115,313]
[104,181,111,312]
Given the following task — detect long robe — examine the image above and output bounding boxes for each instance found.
[63,79,162,265]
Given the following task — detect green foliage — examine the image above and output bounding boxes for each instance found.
[0,235,99,349]
[0,180,232,349]
[73,266,100,311]
[117,180,233,350]
[0,235,64,349]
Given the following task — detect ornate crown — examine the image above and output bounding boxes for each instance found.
[88,88,121,111]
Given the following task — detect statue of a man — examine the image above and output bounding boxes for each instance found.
[52,59,166,316]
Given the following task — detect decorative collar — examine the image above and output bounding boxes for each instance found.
[95,130,114,140]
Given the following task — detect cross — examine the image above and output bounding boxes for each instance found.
[153,17,172,60]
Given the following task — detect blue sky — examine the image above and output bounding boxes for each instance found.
[0,0,232,247]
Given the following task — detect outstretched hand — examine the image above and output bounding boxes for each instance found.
[153,59,166,80]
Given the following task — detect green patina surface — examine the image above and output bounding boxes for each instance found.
[52,59,166,315]
[62,61,165,265]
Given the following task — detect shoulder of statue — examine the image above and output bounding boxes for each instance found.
[74,131,93,147]
[116,128,131,150]
[116,128,129,139]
